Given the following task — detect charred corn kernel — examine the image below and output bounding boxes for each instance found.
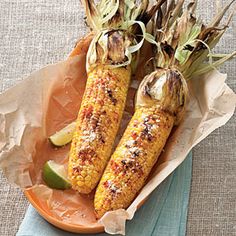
[68,65,131,194]
[76,176,83,181]
[94,107,174,218]
[94,68,188,218]
[80,171,87,177]
[77,181,84,187]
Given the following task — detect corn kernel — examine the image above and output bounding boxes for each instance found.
[85,175,91,182]
[80,170,87,177]
[76,175,83,181]
[77,181,84,187]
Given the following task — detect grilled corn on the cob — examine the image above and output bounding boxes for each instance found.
[95,0,235,217]
[68,0,165,193]
[68,65,131,193]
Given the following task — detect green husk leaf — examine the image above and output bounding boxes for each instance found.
[86,32,102,72]
[174,21,202,65]
[100,0,120,25]
[145,33,159,46]
[154,0,235,80]
[191,51,236,78]
[83,0,167,71]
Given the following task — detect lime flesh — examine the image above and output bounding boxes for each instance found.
[43,160,71,190]
[49,122,76,146]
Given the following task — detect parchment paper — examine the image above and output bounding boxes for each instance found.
[0,37,235,234]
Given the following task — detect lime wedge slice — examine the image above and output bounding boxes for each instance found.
[49,122,76,146]
[43,160,71,190]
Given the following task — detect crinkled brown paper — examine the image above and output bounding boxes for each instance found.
[0,45,235,234]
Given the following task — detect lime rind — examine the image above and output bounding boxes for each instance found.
[49,122,76,146]
[43,160,71,190]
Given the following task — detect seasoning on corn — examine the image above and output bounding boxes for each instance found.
[94,69,187,218]
[69,66,131,193]
[68,0,166,193]
[94,0,236,218]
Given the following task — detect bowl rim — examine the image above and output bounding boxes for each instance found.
[24,189,105,234]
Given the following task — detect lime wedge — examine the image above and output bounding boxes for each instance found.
[43,160,71,190]
[49,122,76,146]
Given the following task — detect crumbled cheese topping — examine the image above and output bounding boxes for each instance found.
[81,130,97,142]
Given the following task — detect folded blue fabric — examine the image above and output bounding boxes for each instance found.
[17,153,192,236]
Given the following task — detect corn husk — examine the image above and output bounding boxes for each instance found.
[82,0,167,71]
[153,0,236,79]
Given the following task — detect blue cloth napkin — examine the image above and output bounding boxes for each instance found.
[17,153,192,236]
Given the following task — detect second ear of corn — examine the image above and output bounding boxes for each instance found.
[94,107,174,218]
[68,65,131,194]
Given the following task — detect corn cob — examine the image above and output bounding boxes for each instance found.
[94,108,174,217]
[94,68,187,217]
[95,0,235,218]
[68,0,166,193]
[68,65,131,193]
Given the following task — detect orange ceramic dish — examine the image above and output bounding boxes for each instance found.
[22,33,151,234]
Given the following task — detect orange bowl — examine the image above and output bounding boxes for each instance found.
[22,33,151,234]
